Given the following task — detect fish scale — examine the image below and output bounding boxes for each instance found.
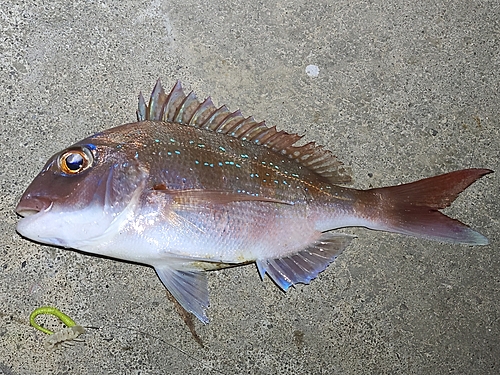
[16,79,492,324]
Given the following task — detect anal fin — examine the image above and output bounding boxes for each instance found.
[256,233,354,291]
[155,265,210,324]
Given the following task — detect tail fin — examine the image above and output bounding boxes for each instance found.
[371,169,492,245]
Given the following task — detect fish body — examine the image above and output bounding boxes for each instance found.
[16,80,492,323]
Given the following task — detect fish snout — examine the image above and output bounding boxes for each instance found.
[16,195,52,217]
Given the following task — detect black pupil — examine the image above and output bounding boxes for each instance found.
[65,153,84,171]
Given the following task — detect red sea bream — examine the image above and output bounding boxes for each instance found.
[16,80,492,323]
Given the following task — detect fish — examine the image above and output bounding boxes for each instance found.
[16,80,492,323]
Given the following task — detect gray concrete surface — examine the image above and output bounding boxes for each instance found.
[1,1,499,374]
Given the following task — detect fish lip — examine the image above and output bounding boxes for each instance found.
[15,196,53,217]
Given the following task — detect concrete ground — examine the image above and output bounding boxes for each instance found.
[1,1,499,374]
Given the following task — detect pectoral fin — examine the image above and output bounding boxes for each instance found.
[154,265,210,324]
[256,232,355,291]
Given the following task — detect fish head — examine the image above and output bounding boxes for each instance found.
[16,134,148,248]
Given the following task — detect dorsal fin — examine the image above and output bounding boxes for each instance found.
[137,79,351,184]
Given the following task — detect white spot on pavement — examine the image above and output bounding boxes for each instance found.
[305,64,319,78]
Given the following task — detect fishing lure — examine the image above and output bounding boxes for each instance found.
[29,306,85,349]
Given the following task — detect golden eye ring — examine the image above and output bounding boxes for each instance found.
[58,147,94,175]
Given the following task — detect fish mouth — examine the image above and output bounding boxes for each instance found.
[15,196,52,217]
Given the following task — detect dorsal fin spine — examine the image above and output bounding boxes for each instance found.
[254,126,278,145]
[164,81,185,122]
[137,92,146,121]
[173,91,197,124]
[265,130,288,149]
[148,80,163,120]
[227,118,250,136]
[230,117,258,138]
[239,121,267,142]
[188,97,216,127]
[215,110,244,134]
[201,105,231,131]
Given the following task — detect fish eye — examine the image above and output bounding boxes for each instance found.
[58,147,94,175]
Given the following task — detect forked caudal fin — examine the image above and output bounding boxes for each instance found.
[369,168,492,245]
